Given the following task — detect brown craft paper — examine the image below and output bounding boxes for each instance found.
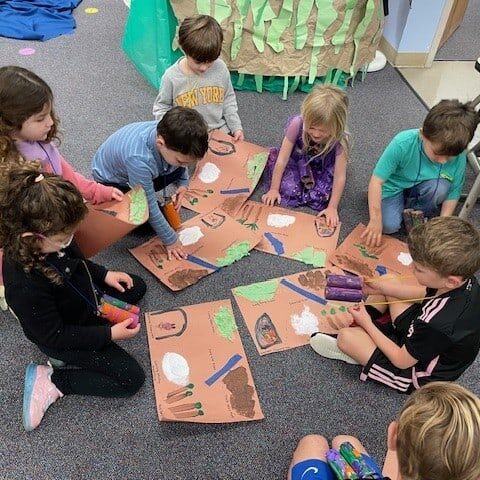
[170,1,381,78]
[75,186,149,258]
[181,130,268,216]
[331,224,417,281]
[235,201,340,266]
[232,266,354,356]
[129,208,262,291]
[145,299,264,423]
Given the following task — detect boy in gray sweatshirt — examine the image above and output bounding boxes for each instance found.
[153,15,244,141]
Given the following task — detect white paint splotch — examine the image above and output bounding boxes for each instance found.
[162,352,190,386]
[267,213,296,228]
[290,305,319,336]
[179,226,204,246]
[198,162,220,183]
[397,252,413,266]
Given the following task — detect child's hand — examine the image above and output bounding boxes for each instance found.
[104,271,133,293]
[111,188,124,202]
[361,219,383,247]
[317,208,339,227]
[174,186,187,211]
[347,304,372,328]
[165,239,187,261]
[232,129,244,142]
[262,189,281,206]
[363,280,384,296]
[111,318,140,341]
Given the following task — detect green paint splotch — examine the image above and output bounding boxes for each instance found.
[247,152,268,190]
[213,306,237,341]
[128,188,148,224]
[292,247,326,267]
[353,243,378,259]
[234,279,279,302]
[217,241,251,267]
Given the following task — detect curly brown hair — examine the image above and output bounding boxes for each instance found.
[0,66,60,166]
[0,161,87,283]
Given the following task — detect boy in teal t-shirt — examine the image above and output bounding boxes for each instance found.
[363,99,479,246]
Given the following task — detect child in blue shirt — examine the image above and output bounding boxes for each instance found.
[92,107,208,260]
[363,99,479,246]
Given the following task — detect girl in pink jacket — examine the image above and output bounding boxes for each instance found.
[0,66,123,308]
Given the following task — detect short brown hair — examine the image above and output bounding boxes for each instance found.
[407,216,480,278]
[396,382,480,480]
[422,99,479,156]
[157,106,208,159]
[178,15,223,63]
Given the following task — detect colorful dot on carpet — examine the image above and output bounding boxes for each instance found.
[85,7,99,13]
[19,48,36,56]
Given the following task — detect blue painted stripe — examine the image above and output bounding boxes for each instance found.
[186,254,220,271]
[220,187,250,194]
[205,354,242,386]
[280,279,327,305]
[264,232,285,255]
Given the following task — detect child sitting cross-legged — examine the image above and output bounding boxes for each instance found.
[1,162,147,431]
[288,382,480,480]
[310,216,480,393]
[262,85,349,227]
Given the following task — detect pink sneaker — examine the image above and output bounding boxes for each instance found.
[23,363,63,432]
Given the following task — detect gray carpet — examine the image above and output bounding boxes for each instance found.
[436,0,480,60]
[0,3,479,479]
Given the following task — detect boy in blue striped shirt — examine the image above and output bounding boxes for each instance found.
[92,107,208,259]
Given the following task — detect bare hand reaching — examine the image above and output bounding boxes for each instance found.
[262,189,281,206]
[361,219,383,247]
[165,239,187,260]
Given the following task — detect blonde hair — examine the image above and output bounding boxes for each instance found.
[300,85,349,158]
[397,382,480,480]
[407,216,480,278]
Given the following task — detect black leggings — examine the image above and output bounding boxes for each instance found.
[39,274,146,398]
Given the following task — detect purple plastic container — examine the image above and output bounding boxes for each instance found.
[326,273,363,290]
[325,286,363,303]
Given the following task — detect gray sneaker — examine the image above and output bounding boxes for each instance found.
[310,333,359,365]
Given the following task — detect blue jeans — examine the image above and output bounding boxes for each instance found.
[381,178,450,234]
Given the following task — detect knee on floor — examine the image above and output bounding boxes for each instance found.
[120,364,146,397]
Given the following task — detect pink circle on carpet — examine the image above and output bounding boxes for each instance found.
[19,48,36,56]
